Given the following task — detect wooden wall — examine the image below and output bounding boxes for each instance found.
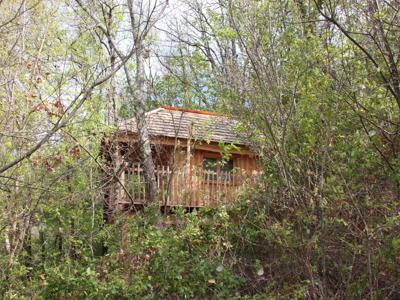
[108,136,260,212]
[186,150,259,175]
[233,154,258,175]
[116,134,259,173]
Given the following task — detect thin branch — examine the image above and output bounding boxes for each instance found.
[0,47,137,174]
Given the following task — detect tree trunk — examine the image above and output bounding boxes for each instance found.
[128,48,157,203]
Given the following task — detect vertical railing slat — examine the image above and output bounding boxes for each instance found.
[138,165,141,203]
[196,168,200,207]
[212,171,216,207]
[223,171,226,204]
[161,165,165,205]
[166,165,170,205]
[130,167,134,202]
[142,165,148,203]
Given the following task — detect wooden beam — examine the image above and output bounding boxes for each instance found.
[116,133,255,156]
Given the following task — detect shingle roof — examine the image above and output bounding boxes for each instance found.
[118,106,247,145]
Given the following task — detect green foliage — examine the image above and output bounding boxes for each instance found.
[218,141,240,163]
[1,205,243,299]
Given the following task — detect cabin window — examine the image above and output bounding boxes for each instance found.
[220,159,234,173]
[203,157,234,181]
[203,158,218,173]
[220,159,234,181]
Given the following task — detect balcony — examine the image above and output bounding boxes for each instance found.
[120,163,260,208]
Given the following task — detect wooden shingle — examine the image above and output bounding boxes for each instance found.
[118,106,248,145]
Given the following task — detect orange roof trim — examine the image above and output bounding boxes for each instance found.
[161,105,224,116]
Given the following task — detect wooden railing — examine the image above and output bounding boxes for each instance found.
[121,164,260,207]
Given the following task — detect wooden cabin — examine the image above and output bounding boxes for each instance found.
[105,106,259,211]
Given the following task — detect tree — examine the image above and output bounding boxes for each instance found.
[75,0,168,205]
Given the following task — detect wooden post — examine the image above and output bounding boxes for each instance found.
[166,165,170,205]
[130,167,135,203]
[186,121,193,207]
[115,147,125,210]
[137,164,141,203]
[199,167,202,207]
[216,169,220,207]
[161,165,165,206]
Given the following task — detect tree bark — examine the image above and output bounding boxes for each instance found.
[129,48,157,203]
